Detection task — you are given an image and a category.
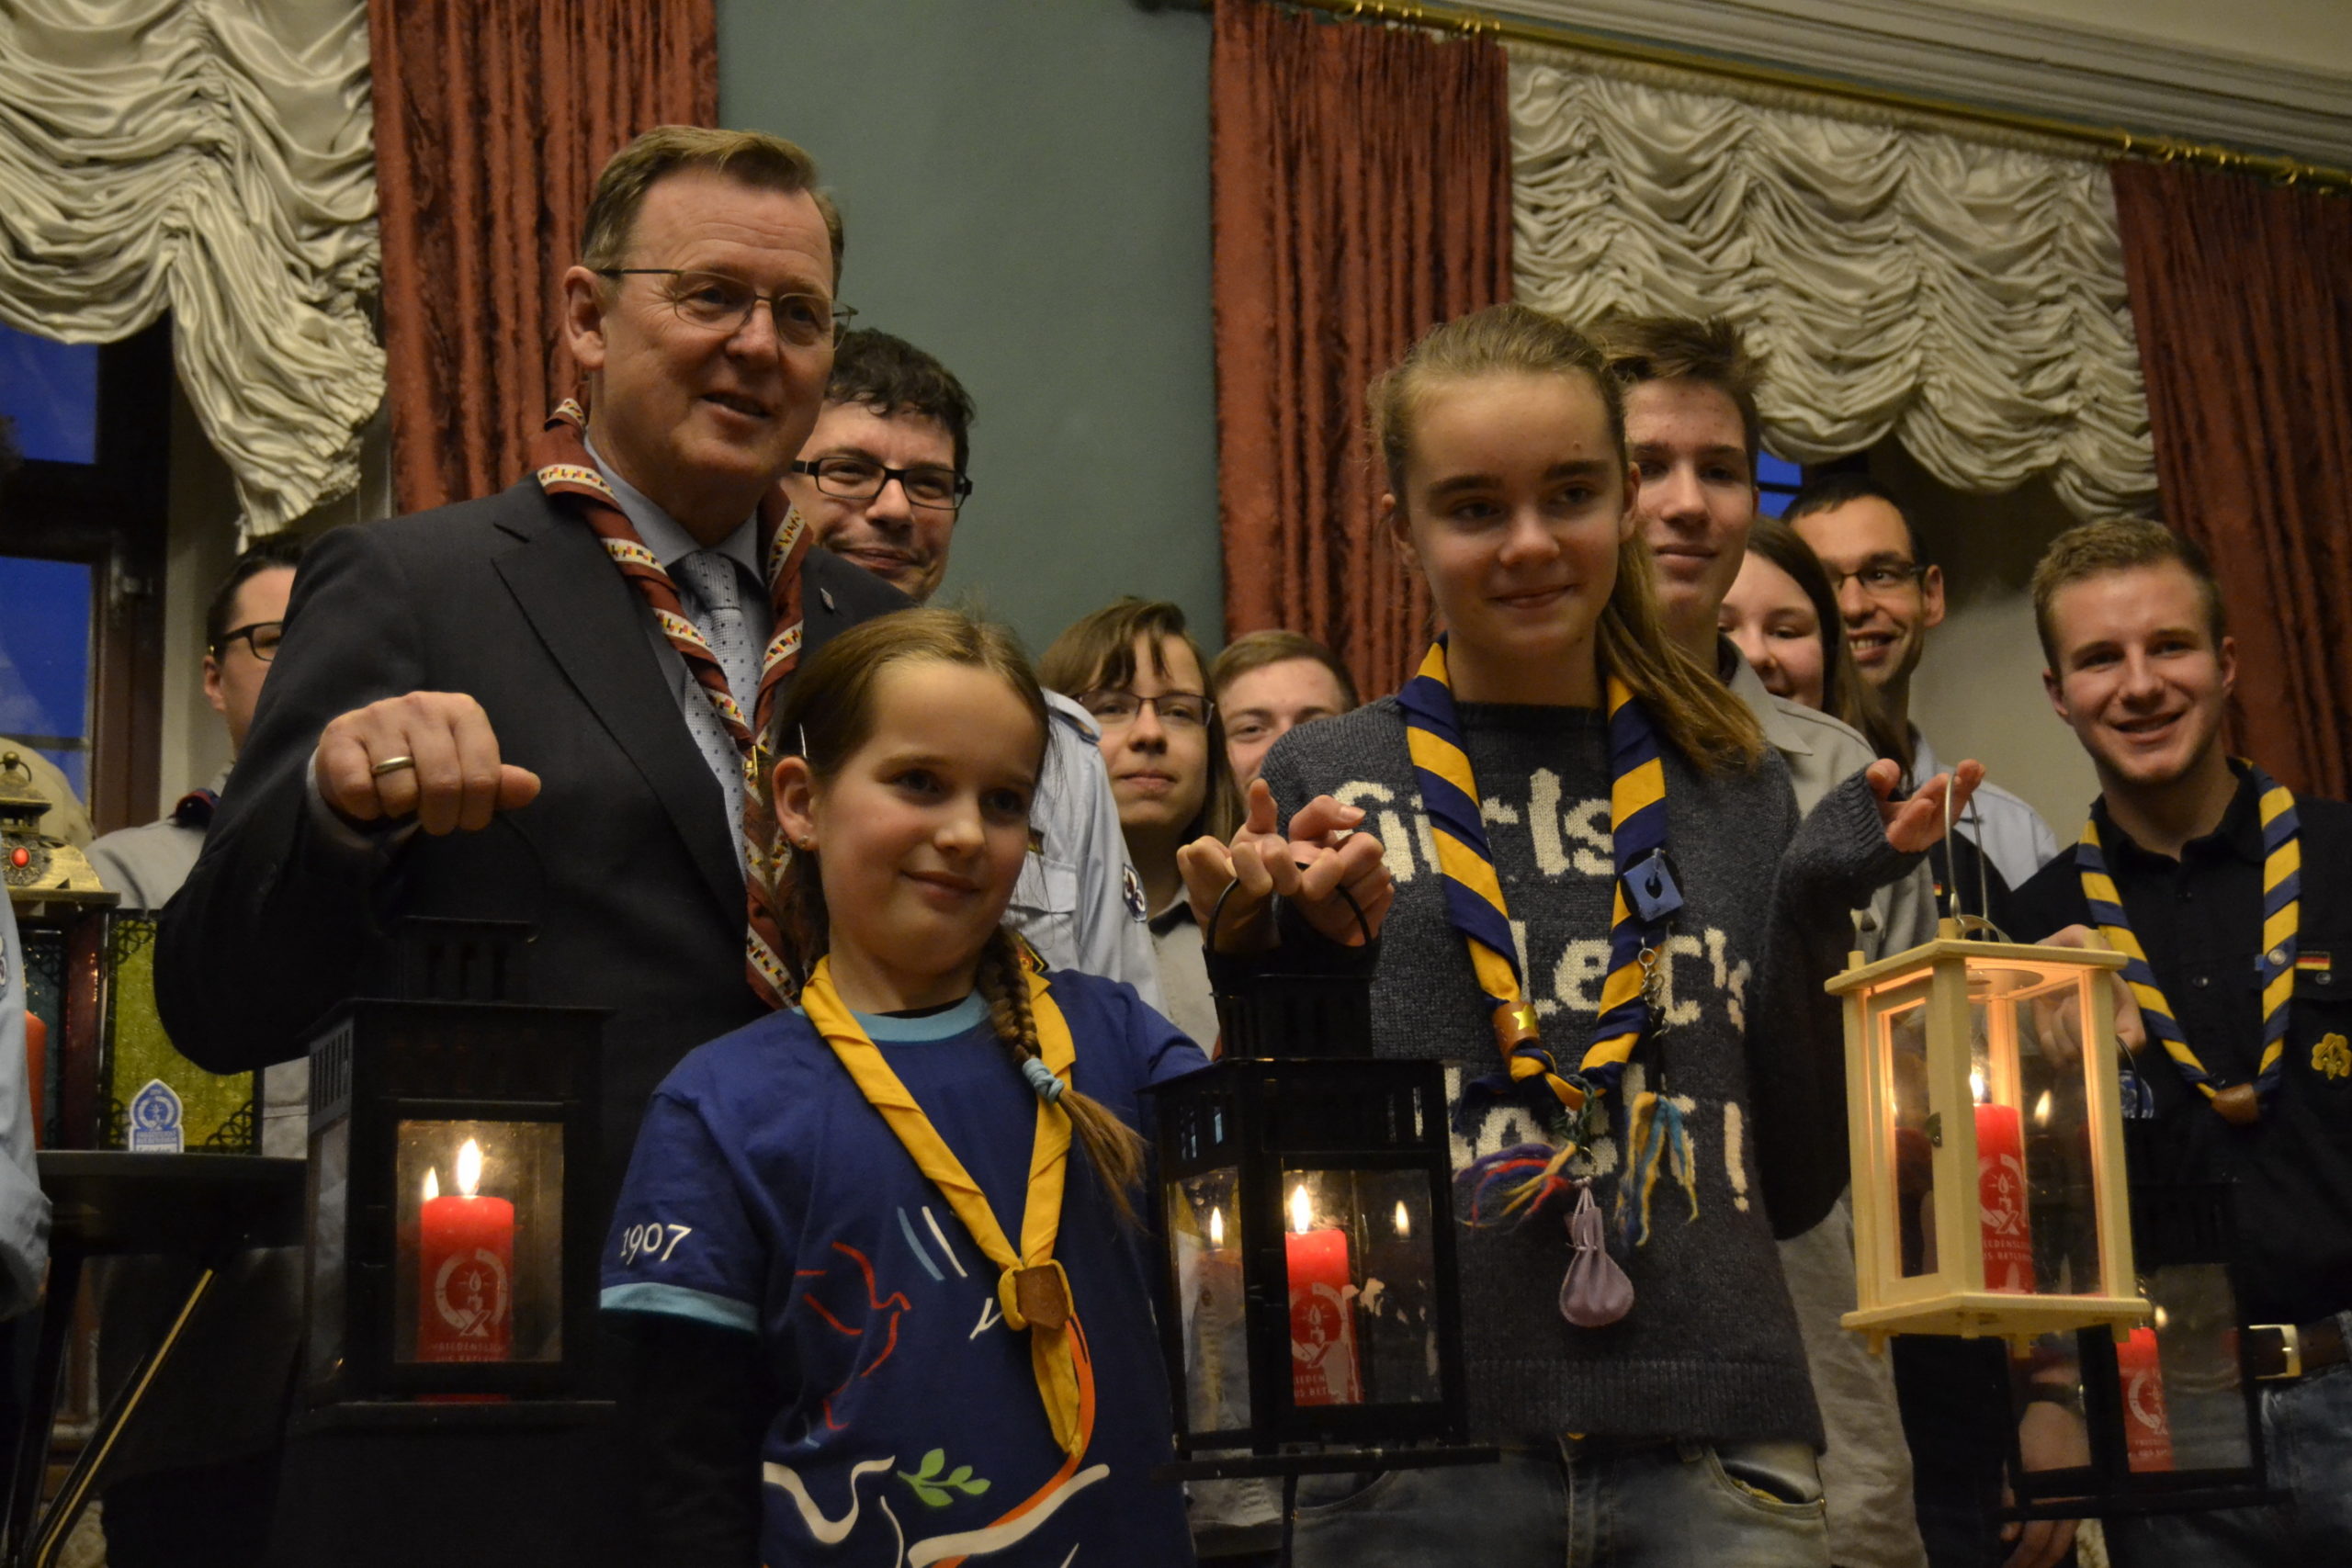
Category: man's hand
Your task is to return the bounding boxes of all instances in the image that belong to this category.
[2038,923,2148,1055]
[1868,757,1987,856]
[316,693,541,836]
[1178,779,1393,952]
[2000,1398,2090,1568]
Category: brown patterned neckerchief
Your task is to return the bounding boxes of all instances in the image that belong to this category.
[528,398,808,1009]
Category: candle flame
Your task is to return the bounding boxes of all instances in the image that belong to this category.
[2032,1090,2052,1127]
[2154,1304,2170,1330]
[1289,1183,1312,1235]
[1393,1201,1411,1239]
[1970,1069,1988,1105]
[1208,1207,1226,1247]
[423,1167,439,1203]
[457,1138,484,1199]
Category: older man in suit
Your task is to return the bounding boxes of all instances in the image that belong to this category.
[157,128,906,1212]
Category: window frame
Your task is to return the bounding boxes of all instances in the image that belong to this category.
[0,320,171,833]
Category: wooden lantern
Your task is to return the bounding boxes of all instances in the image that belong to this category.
[1830,919,2146,1349]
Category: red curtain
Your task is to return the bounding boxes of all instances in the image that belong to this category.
[1211,0,1511,699]
[2111,162,2352,798]
[369,0,718,515]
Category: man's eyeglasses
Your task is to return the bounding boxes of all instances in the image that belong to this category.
[1079,690,1213,731]
[594,268,855,347]
[1826,560,1926,597]
[214,621,284,662]
[791,455,973,514]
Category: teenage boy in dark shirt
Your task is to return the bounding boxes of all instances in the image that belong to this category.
[2010,518,2352,1568]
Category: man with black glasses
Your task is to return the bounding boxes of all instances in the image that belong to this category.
[788,329,1161,1006]
[90,534,301,915]
[158,129,907,1226]
[1790,474,2058,893]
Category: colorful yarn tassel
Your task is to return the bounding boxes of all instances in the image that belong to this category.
[1618,1091,1700,1247]
[1457,1142,1582,1227]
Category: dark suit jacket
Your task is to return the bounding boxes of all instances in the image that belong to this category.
[156,479,908,1204]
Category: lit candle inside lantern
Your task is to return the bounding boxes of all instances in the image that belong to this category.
[418,1137,514,1362]
[1284,1182,1361,1405]
[1393,1201,1410,1239]
[1180,1199,1247,1432]
[2116,1325,2175,1472]
[1973,1072,2036,1293]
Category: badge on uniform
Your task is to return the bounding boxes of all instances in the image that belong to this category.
[1621,849,1683,925]
[1122,864,1148,923]
[128,1078,185,1154]
[2313,1033,2351,1081]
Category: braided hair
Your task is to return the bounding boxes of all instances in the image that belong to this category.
[768,606,1148,1224]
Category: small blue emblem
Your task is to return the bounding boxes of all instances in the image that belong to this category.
[128,1078,185,1154]
[1622,849,1683,925]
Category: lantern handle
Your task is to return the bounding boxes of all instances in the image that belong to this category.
[1938,766,1996,930]
[1204,861,1374,954]
[364,811,551,977]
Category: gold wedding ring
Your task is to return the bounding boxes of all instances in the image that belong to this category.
[369,755,418,778]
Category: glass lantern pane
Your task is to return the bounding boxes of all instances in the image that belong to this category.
[306,1116,351,1388]
[1282,1168,1441,1409]
[2013,1334,2093,1483]
[1869,982,1939,1280]
[1971,965,2103,1298]
[2132,1264,2252,1473]
[393,1119,564,1365]
[1167,1167,1250,1435]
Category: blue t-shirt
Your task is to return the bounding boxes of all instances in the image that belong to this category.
[603,970,1207,1566]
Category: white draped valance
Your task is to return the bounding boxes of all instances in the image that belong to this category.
[1510,47,2158,520]
[0,0,381,533]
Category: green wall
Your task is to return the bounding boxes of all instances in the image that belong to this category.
[718,0,1223,654]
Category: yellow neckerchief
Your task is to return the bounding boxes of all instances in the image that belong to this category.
[798,956,1085,1456]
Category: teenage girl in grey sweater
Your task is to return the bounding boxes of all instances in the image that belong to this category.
[1179,305,1978,1568]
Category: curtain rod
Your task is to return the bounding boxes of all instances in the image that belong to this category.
[1285,0,2352,195]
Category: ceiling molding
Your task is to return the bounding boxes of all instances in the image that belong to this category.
[1502,0,2352,167]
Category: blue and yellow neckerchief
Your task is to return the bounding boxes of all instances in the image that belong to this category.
[1398,637,1680,1222]
[2076,763,2300,1127]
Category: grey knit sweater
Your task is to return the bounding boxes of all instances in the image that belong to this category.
[1250,697,1914,1448]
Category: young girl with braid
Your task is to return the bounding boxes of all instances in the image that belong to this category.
[603,608,1204,1566]
[1179,304,1980,1568]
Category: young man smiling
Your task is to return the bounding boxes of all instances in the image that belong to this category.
[1788,474,2059,893]
[1605,315,1938,1568]
[2010,520,2352,1568]
[788,330,1161,1009]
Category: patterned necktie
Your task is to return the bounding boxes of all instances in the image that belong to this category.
[529,399,807,1010]
[671,549,761,829]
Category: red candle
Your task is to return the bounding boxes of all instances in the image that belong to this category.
[1974,1095,2036,1294]
[418,1138,514,1362]
[1284,1183,1362,1406]
[2116,1327,2175,1472]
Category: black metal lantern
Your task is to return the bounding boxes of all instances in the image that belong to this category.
[1155,890,1475,1472]
[303,919,604,1403]
[2003,1178,2276,1520]
[1159,1054,1469,1458]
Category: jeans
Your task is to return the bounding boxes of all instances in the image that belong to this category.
[2108,1359,2352,1568]
[1290,1437,1829,1568]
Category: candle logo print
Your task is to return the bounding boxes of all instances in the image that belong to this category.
[434,1248,510,1341]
